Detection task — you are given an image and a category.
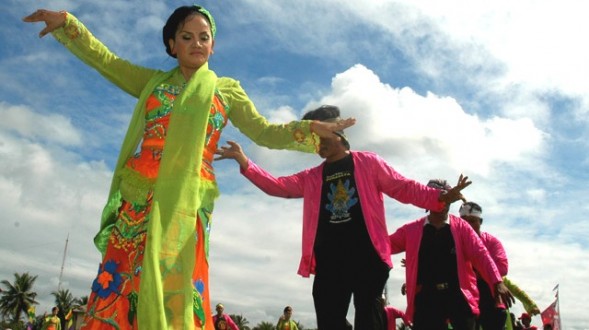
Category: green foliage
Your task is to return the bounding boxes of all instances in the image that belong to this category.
[0,272,39,323]
[230,313,251,330]
[252,320,275,330]
[51,288,76,313]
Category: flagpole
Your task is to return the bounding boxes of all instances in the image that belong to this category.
[554,284,561,330]
[556,286,561,330]
[57,233,69,291]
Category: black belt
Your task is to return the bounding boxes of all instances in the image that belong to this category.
[416,282,450,293]
[434,282,449,290]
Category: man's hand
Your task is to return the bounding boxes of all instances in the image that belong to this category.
[438,174,471,205]
[495,281,515,308]
[215,141,249,169]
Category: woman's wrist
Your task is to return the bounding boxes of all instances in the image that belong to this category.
[309,120,320,133]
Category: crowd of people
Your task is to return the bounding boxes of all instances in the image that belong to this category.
[22,3,549,330]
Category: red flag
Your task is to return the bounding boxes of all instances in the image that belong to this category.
[541,299,560,330]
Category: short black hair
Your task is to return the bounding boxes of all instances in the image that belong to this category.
[302,105,341,121]
[302,105,350,150]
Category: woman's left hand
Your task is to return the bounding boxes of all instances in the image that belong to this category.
[311,117,356,140]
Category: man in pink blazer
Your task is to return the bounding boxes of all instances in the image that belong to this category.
[218,105,471,330]
[389,180,514,330]
[460,201,509,330]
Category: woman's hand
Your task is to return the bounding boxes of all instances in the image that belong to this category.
[23,9,67,38]
[310,117,356,140]
[215,141,249,170]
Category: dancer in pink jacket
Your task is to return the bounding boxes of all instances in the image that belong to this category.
[460,201,509,330]
[389,180,514,330]
[218,105,471,330]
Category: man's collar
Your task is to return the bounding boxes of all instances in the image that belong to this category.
[424,216,450,227]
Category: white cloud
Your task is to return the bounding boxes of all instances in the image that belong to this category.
[0,103,83,146]
[303,64,547,179]
[0,102,111,311]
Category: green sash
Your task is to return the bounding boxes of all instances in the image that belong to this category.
[97,63,217,329]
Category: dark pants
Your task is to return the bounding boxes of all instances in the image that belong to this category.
[477,307,507,330]
[412,285,475,330]
[477,278,507,330]
[312,259,389,330]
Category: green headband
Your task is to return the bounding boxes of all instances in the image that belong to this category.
[195,5,216,38]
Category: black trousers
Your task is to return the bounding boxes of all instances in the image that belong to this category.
[476,278,507,330]
[312,259,389,330]
[412,286,475,330]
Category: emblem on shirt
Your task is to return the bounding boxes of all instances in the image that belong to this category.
[325,179,358,223]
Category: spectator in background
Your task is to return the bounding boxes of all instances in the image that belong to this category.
[276,306,299,330]
[510,312,521,330]
[42,307,61,330]
[213,303,239,330]
[518,313,538,330]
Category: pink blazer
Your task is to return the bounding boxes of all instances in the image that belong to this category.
[388,215,502,321]
[480,232,508,276]
[241,151,445,277]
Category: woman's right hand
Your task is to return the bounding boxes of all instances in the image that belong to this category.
[23,9,67,38]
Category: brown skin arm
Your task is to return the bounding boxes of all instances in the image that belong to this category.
[22,9,67,38]
[438,174,472,205]
[216,141,249,170]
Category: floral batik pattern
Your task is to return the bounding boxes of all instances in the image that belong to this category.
[81,83,228,329]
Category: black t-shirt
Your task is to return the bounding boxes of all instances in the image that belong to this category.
[417,222,460,288]
[313,154,377,269]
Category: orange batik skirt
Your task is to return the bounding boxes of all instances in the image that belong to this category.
[81,193,213,329]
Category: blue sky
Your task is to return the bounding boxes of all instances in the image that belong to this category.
[1,0,588,328]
